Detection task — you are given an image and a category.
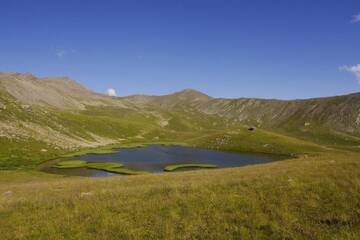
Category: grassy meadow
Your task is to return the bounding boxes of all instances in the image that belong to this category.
[0,152,359,239]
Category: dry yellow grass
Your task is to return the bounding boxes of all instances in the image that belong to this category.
[0,151,359,239]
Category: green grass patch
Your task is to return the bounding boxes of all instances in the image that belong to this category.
[86,162,124,169]
[164,163,217,171]
[87,162,147,175]
[53,160,88,169]
[102,167,149,175]
[52,160,147,175]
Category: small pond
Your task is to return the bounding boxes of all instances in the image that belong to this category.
[39,144,286,177]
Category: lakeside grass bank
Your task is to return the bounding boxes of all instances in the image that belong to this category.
[164,163,217,171]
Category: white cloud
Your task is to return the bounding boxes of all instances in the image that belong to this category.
[340,64,360,84]
[106,88,117,97]
[56,49,67,58]
[352,13,360,23]
[55,49,77,59]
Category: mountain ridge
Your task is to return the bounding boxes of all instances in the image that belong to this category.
[0,72,128,110]
[1,72,360,132]
[2,72,359,102]
[0,72,359,150]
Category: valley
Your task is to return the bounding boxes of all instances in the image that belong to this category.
[0,72,359,239]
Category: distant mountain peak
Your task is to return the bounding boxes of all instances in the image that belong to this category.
[178,88,205,94]
[0,72,126,109]
[180,88,200,92]
[174,88,211,99]
[0,72,37,81]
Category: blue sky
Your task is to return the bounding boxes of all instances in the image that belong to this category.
[0,0,359,99]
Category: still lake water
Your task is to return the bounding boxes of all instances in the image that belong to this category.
[39,145,284,177]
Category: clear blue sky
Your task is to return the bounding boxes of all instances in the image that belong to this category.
[0,0,359,99]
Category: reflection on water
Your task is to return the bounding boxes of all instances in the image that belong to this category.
[39,145,284,177]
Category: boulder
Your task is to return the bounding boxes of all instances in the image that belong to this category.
[21,104,32,111]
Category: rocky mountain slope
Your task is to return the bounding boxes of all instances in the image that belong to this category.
[126,89,360,134]
[1,72,360,135]
[0,72,128,110]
